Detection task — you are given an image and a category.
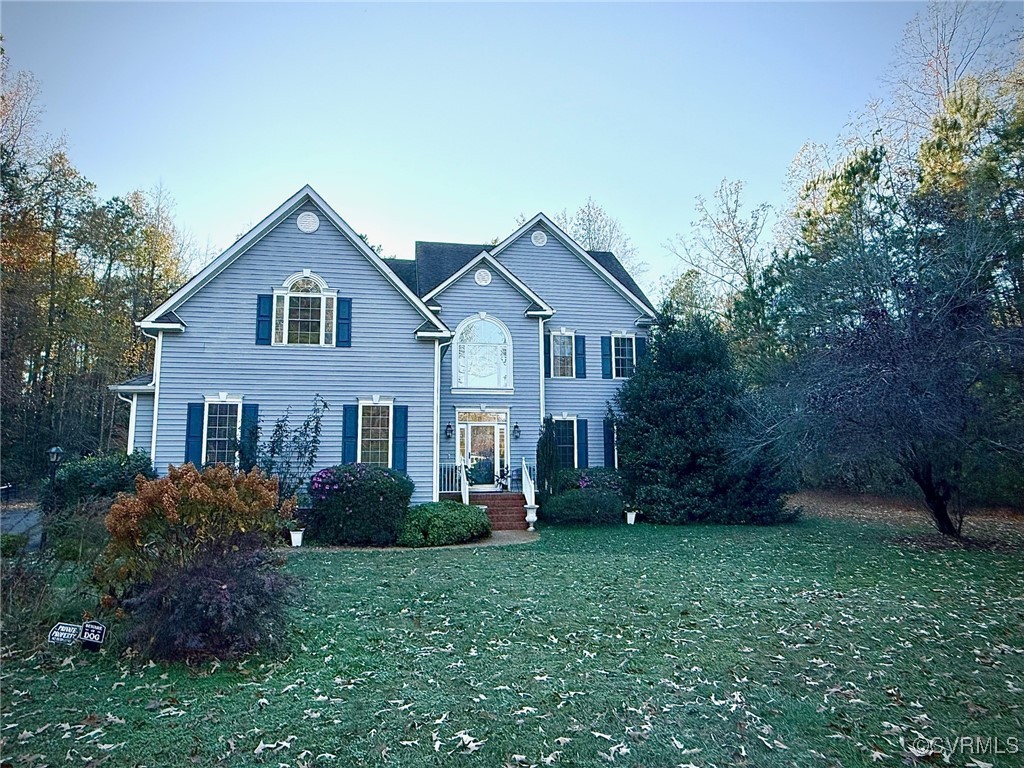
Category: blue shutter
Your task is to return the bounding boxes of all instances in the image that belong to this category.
[636,335,648,364]
[392,405,408,472]
[256,295,273,345]
[603,417,616,468]
[576,419,589,468]
[575,335,587,378]
[336,298,352,348]
[342,404,358,463]
[240,403,259,471]
[544,333,551,378]
[601,336,612,379]
[185,403,204,466]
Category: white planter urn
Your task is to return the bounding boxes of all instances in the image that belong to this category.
[625,511,637,525]
[289,529,305,547]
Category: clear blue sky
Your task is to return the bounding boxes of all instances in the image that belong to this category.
[6,2,942,291]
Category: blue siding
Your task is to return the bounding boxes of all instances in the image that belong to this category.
[496,225,647,467]
[153,202,437,502]
[433,267,542,474]
[133,394,154,455]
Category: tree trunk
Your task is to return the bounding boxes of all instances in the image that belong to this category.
[905,457,961,538]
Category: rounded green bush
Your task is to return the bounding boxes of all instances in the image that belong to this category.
[539,488,624,525]
[397,501,491,548]
[306,464,414,546]
[52,450,155,508]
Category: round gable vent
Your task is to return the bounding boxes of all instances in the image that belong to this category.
[474,268,492,286]
[531,230,548,247]
[297,212,320,233]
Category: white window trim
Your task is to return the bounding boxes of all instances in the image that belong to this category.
[453,407,511,474]
[272,270,338,347]
[613,423,619,469]
[550,329,576,379]
[611,333,636,380]
[357,398,394,468]
[201,394,243,467]
[451,312,514,392]
[551,414,578,469]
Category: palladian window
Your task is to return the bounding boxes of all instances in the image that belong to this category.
[453,314,513,391]
[273,272,336,346]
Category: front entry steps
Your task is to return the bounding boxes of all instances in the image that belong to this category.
[440,492,529,531]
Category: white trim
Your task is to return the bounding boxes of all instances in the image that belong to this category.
[200,395,243,467]
[538,317,546,421]
[137,321,185,332]
[356,399,394,468]
[422,250,555,315]
[549,329,576,379]
[453,407,511,486]
[126,394,138,455]
[490,213,657,318]
[451,314,514,392]
[432,340,443,502]
[141,185,450,336]
[611,333,636,379]
[149,331,163,466]
[551,415,578,469]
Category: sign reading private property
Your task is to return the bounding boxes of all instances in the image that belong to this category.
[80,620,106,651]
[48,622,82,645]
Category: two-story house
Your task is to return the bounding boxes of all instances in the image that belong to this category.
[112,186,656,529]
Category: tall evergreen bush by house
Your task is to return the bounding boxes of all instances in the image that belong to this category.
[535,416,560,506]
[613,311,792,524]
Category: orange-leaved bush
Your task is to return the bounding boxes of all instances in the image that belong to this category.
[96,463,293,595]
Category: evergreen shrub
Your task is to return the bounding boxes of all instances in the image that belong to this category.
[397,501,491,548]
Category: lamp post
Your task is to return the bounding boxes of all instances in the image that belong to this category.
[47,446,64,514]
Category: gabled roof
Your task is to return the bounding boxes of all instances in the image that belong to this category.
[108,372,154,393]
[490,213,657,318]
[587,251,652,313]
[139,310,186,332]
[421,250,555,316]
[141,185,450,337]
[413,242,493,295]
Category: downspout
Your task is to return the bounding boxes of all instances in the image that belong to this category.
[538,317,547,421]
[142,329,163,471]
[434,337,453,502]
[115,392,138,455]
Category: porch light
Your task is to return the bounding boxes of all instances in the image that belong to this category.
[47,446,64,465]
[512,422,521,439]
[445,422,454,439]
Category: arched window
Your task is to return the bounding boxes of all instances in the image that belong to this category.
[273,272,337,346]
[453,314,513,390]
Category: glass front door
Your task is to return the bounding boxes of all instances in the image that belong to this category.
[457,411,509,490]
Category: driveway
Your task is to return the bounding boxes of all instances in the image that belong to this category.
[0,504,42,551]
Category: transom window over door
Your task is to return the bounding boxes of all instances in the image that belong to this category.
[273,272,336,346]
[453,314,513,391]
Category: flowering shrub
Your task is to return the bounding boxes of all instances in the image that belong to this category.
[306,464,414,546]
[95,464,292,596]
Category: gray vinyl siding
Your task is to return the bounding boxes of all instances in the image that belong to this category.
[153,201,436,502]
[496,225,648,467]
[133,394,154,455]
[434,269,542,474]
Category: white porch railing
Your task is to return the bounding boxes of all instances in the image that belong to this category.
[439,463,460,494]
[521,457,536,507]
[460,463,470,505]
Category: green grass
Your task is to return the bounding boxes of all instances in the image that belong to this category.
[3,511,1023,767]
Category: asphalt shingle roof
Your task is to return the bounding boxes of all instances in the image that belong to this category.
[413,242,491,295]
[115,372,154,388]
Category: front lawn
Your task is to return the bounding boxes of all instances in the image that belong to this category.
[3,501,1023,767]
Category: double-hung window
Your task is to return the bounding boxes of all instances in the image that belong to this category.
[202,398,241,466]
[552,418,577,469]
[612,334,636,379]
[358,401,393,467]
[273,272,336,346]
[550,332,575,378]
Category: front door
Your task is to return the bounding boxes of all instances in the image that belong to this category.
[457,411,509,490]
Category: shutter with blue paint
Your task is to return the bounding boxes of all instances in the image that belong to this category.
[336,298,352,348]
[392,405,408,472]
[601,336,612,379]
[256,295,272,345]
[185,403,204,466]
[240,403,259,470]
[576,419,589,468]
[342,404,358,463]
[575,335,587,378]
[636,335,648,364]
[544,333,551,378]
[603,417,616,467]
